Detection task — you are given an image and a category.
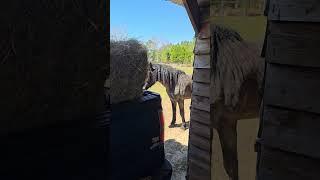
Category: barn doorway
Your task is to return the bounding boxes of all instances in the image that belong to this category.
[209,1,267,179]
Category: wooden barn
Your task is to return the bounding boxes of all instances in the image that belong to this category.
[172,0,320,179]
[256,0,320,179]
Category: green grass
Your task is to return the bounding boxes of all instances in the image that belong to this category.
[170,64,193,75]
[210,16,267,43]
[148,65,193,101]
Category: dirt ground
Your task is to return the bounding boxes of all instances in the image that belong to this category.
[162,98,191,180]
[149,82,191,180]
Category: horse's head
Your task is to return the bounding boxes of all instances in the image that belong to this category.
[143,62,157,90]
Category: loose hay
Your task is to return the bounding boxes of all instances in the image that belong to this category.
[110,39,149,104]
[0,1,107,135]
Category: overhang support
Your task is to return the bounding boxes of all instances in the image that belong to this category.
[182,0,201,34]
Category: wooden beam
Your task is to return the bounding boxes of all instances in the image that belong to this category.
[183,0,201,34]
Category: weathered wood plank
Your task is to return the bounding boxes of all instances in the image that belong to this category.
[264,63,320,114]
[189,154,211,172]
[183,0,201,34]
[190,120,211,139]
[191,95,210,112]
[193,55,210,69]
[266,34,320,67]
[266,22,320,67]
[192,82,210,97]
[197,0,210,8]
[194,38,210,55]
[190,107,210,125]
[260,106,320,159]
[189,132,211,151]
[188,144,211,164]
[188,162,210,180]
[188,157,211,180]
[269,22,320,38]
[257,147,320,180]
[193,68,210,83]
[200,6,210,23]
[268,0,320,22]
[198,22,210,39]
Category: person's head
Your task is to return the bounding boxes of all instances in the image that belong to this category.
[143,62,157,90]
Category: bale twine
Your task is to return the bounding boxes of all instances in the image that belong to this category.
[110,39,149,104]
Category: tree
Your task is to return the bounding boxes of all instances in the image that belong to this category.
[145,39,159,62]
[145,38,195,64]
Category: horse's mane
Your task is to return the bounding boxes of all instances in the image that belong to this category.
[153,63,192,96]
[210,24,265,107]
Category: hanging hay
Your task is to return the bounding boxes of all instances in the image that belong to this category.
[110,39,149,104]
[0,1,107,135]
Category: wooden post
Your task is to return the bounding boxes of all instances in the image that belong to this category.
[183,0,201,34]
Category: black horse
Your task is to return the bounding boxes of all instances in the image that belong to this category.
[210,24,265,180]
[144,63,192,130]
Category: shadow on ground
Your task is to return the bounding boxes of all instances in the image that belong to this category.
[168,122,190,129]
[164,139,188,180]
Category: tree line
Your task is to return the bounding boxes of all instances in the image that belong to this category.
[145,38,195,65]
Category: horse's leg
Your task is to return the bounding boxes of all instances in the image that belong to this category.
[217,119,238,180]
[178,99,187,130]
[168,99,177,128]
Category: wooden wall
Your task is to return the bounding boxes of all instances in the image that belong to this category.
[256,0,320,179]
[187,2,212,179]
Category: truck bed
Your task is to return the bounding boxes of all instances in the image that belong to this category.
[110,91,165,180]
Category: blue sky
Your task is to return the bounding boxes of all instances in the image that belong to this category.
[110,0,195,44]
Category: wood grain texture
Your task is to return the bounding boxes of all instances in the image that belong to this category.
[198,22,210,39]
[191,95,210,112]
[188,144,211,164]
[268,0,320,22]
[200,6,210,23]
[192,82,210,97]
[194,55,210,69]
[189,132,211,151]
[268,22,320,38]
[190,120,211,139]
[264,63,320,114]
[257,147,320,180]
[197,0,210,8]
[193,68,210,83]
[266,22,320,67]
[261,106,320,159]
[188,159,211,180]
[188,157,211,175]
[194,38,210,55]
[190,107,210,125]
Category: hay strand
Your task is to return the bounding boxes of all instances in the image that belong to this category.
[110,39,149,104]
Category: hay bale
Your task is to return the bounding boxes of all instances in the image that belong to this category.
[0,1,107,135]
[110,39,149,104]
